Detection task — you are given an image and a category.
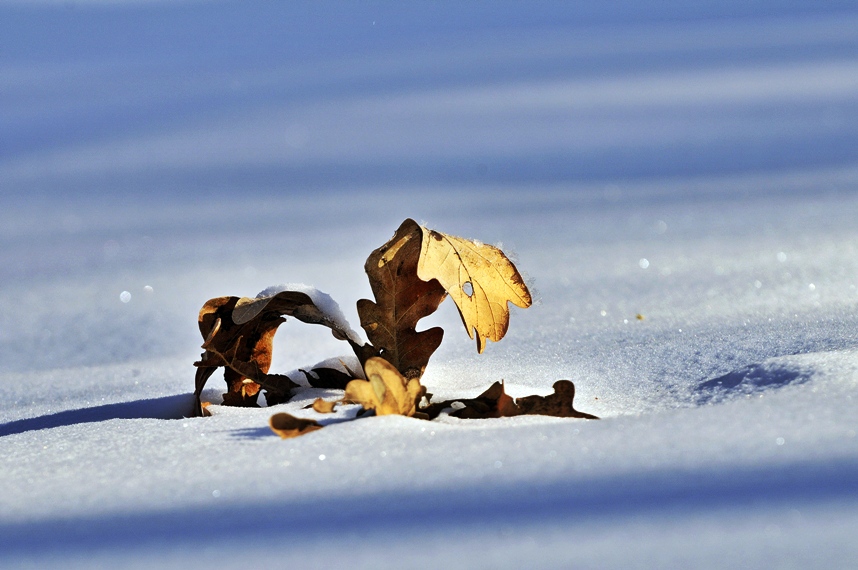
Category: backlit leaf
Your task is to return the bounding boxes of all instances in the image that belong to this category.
[416,224,531,353]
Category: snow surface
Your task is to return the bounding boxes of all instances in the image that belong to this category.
[2,2,858,568]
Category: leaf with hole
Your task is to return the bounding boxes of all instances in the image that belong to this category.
[417,224,532,353]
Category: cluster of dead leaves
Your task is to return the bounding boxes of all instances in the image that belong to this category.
[192,218,598,436]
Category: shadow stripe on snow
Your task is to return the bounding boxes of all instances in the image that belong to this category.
[0,455,856,558]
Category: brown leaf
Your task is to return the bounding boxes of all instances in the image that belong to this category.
[311,398,337,413]
[262,374,301,407]
[516,380,599,419]
[222,378,262,407]
[449,380,522,419]
[192,292,317,416]
[357,219,447,379]
[344,357,426,416]
[232,289,362,344]
[268,413,323,438]
[416,225,532,353]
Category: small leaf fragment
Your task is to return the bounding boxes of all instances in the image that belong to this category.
[269,413,323,439]
[344,357,426,416]
[312,398,338,414]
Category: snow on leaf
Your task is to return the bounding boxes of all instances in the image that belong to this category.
[193,290,352,416]
[234,286,362,345]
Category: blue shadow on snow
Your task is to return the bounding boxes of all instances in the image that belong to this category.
[0,394,191,437]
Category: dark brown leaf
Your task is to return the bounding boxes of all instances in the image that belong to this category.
[357,219,447,379]
[426,380,598,420]
[263,374,301,406]
[450,380,522,419]
[515,380,599,419]
[192,291,322,416]
[301,367,355,390]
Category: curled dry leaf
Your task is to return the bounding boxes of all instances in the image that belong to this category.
[344,357,426,417]
[193,295,298,416]
[269,413,323,439]
[417,223,532,353]
[232,287,363,345]
[193,289,363,416]
[357,219,447,379]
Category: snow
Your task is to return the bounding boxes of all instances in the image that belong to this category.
[2,2,858,568]
[255,283,364,345]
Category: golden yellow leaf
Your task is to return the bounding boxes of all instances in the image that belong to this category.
[311,398,337,414]
[343,356,426,416]
[416,225,532,353]
[268,413,323,438]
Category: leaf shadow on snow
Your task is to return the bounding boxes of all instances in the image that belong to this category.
[0,395,191,437]
[695,360,812,406]
[228,414,363,440]
[229,427,278,439]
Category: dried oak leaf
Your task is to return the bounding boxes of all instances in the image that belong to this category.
[269,413,323,438]
[193,290,349,416]
[417,224,532,353]
[516,380,599,419]
[357,219,447,379]
[232,287,363,344]
[344,356,426,417]
[432,380,598,420]
[449,381,521,419]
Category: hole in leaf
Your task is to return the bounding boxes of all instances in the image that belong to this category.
[463,281,474,297]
